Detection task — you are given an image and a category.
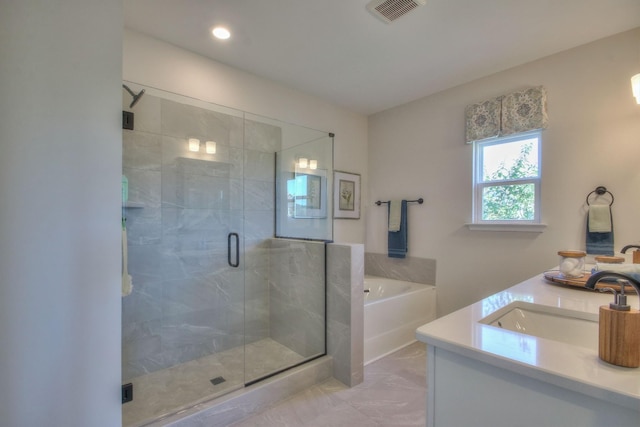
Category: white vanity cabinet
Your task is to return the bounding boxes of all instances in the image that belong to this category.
[416,274,640,427]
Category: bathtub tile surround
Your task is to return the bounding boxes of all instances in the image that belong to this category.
[365,252,436,285]
[327,243,365,387]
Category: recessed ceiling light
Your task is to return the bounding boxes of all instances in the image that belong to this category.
[212,26,231,40]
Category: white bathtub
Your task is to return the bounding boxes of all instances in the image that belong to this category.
[364,275,436,365]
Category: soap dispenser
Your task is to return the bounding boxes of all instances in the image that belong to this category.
[598,283,640,368]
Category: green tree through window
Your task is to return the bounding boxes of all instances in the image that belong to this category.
[482,142,537,220]
[473,131,541,224]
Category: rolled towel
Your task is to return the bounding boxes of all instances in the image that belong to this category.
[592,263,640,282]
[388,200,402,232]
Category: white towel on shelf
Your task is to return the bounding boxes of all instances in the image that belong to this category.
[588,204,612,233]
[593,263,640,276]
[388,200,402,232]
[122,226,133,297]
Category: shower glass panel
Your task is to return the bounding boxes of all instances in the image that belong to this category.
[121,83,331,426]
[275,129,334,241]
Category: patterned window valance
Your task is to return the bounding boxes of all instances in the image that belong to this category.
[465,86,548,143]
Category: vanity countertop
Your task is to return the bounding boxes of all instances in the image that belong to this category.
[416,269,640,411]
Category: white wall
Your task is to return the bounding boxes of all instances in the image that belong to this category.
[368,28,640,316]
[0,2,123,426]
[123,29,369,243]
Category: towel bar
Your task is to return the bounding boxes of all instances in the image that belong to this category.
[375,198,423,206]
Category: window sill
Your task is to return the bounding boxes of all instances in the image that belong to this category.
[465,223,547,233]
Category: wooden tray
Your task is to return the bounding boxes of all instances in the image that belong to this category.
[543,271,637,293]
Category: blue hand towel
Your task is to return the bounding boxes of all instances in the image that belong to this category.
[388,200,408,258]
[586,205,614,256]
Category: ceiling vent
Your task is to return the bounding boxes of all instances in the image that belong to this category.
[366,0,426,23]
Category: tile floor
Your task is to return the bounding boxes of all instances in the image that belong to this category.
[230,341,427,427]
[124,338,309,426]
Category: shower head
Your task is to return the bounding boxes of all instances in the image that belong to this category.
[122,84,145,109]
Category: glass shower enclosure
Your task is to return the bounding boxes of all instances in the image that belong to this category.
[121,83,333,426]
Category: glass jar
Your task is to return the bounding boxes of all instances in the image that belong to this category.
[558,250,586,278]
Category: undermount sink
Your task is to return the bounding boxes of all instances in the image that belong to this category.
[479,301,599,349]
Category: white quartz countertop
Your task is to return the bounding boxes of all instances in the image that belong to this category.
[416,269,640,411]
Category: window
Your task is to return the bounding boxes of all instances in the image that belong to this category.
[473,131,541,225]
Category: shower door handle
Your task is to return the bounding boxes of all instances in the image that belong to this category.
[228,232,239,268]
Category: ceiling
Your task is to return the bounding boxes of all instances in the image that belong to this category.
[124,0,640,115]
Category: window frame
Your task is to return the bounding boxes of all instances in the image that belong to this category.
[472,131,542,225]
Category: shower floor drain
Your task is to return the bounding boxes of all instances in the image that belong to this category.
[210,376,226,386]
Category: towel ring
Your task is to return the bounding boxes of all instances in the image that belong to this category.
[586,186,614,206]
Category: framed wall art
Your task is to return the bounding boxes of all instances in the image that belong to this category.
[333,170,360,219]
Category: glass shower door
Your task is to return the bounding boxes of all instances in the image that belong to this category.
[121,88,248,425]
[122,83,332,427]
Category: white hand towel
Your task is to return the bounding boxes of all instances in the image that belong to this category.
[122,227,133,297]
[388,200,402,232]
[588,204,612,233]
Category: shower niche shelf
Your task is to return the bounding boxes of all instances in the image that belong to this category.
[124,201,145,209]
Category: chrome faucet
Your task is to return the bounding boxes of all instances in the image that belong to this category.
[585,271,640,309]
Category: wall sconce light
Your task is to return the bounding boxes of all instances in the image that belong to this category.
[188,138,200,152]
[632,74,640,104]
[205,141,217,154]
[298,157,308,168]
[309,159,318,170]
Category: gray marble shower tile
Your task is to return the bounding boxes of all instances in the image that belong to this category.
[244,149,275,181]
[244,119,282,153]
[244,211,275,245]
[124,339,309,427]
[122,279,163,325]
[327,245,352,286]
[162,136,233,178]
[162,208,231,240]
[244,243,270,269]
[169,147,230,171]
[158,244,229,282]
[162,275,234,318]
[123,92,161,134]
[162,170,231,210]
[159,307,242,355]
[125,207,162,245]
[244,179,274,211]
[123,130,162,171]
[229,116,244,148]
[230,178,244,211]
[127,244,165,284]
[364,253,436,285]
[229,147,244,179]
[124,167,161,208]
[161,98,238,144]
[122,319,163,378]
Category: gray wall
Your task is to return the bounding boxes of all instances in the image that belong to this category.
[368,28,640,316]
[0,1,123,426]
